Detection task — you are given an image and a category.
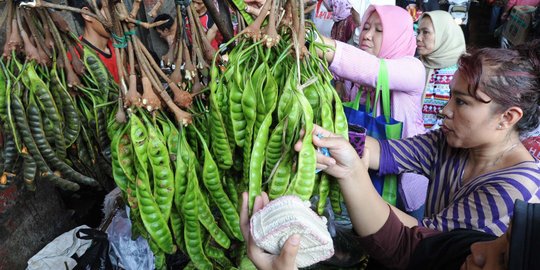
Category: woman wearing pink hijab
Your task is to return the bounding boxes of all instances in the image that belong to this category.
[319,4,428,224]
[321,5,425,138]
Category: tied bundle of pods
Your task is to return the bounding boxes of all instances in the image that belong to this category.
[209,0,348,217]
[0,2,118,191]
[105,0,349,267]
[108,105,246,269]
[98,0,244,269]
[128,0,349,267]
[18,0,197,125]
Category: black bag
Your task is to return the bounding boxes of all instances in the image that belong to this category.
[73,228,113,270]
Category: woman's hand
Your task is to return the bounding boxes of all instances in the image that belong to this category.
[240,192,301,270]
[295,125,368,180]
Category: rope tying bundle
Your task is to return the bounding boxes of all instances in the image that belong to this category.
[112,30,136,49]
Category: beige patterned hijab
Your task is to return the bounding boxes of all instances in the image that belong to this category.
[419,10,466,70]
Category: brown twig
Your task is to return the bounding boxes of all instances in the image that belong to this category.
[125,17,168,29]
[238,0,273,41]
[57,52,65,69]
[113,23,127,124]
[263,0,280,48]
[132,33,192,124]
[135,37,193,100]
[46,10,80,87]
[68,44,85,75]
[186,5,208,69]
[23,9,51,64]
[169,5,184,86]
[114,1,130,21]
[17,9,40,62]
[148,0,164,18]
[115,94,127,123]
[96,0,113,29]
[48,10,72,34]
[136,37,194,109]
[182,39,197,82]
[110,8,128,102]
[0,1,9,30]
[130,0,142,18]
[290,0,299,37]
[123,24,141,109]
[288,24,302,89]
[6,19,23,56]
[2,0,15,58]
[118,20,141,108]
[125,73,142,108]
[280,0,293,27]
[37,10,55,51]
[140,69,162,112]
[298,0,307,57]
[190,3,217,64]
[237,9,246,32]
[132,36,162,112]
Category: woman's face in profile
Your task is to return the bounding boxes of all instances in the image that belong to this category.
[462,228,510,270]
[359,12,383,57]
[440,72,501,149]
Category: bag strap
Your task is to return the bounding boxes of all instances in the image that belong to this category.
[73,228,111,270]
[349,86,363,110]
[372,59,391,123]
[344,85,371,112]
[364,86,371,112]
[380,60,391,123]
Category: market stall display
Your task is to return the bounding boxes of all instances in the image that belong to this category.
[0,0,348,268]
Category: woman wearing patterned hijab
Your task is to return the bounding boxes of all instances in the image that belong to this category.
[327,0,356,42]
[417,10,466,130]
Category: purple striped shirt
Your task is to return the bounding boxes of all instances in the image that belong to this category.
[379,130,540,236]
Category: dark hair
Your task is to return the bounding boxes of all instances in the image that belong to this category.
[67,0,102,27]
[153,14,174,31]
[457,40,540,133]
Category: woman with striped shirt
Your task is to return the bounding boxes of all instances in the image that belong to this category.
[313,44,540,237]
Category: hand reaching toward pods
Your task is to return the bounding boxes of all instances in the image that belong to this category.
[294,125,369,180]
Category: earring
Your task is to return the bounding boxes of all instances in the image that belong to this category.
[497,124,502,129]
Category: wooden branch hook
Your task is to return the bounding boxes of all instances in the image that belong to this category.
[19,0,112,29]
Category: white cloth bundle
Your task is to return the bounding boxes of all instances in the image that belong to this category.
[250,195,334,268]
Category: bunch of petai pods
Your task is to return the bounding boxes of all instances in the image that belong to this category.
[107,20,348,270]
[0,0,350,269]
[0,6,117,191]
